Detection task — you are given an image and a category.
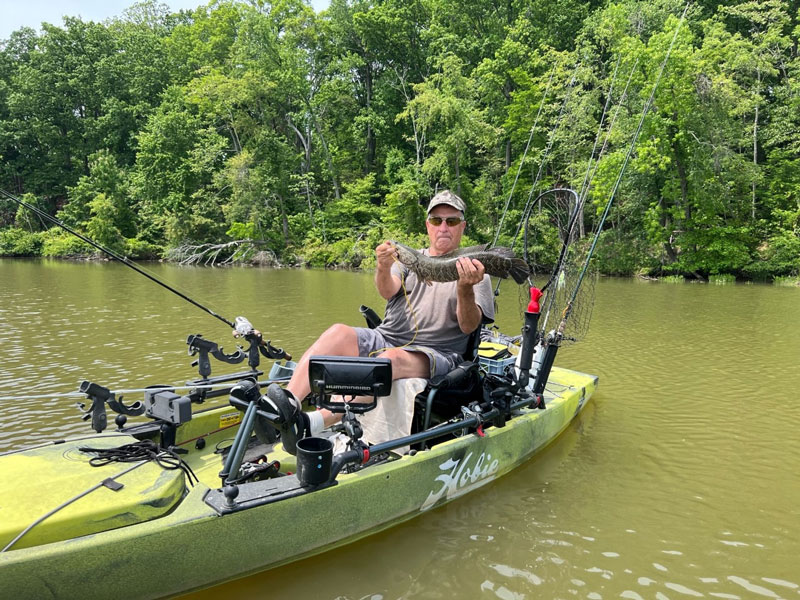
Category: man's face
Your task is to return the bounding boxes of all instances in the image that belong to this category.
[426,205,466,256]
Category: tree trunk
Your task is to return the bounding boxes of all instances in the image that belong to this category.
[277,193,289,247]
[454,147,462,197]
[313,118,340,200]
[364,63,375,173]
[752,68,760,221]
[670,122,690,222]
[303,99,340,200]
[287,118,314,227]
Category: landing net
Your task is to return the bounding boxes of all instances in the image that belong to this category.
[516,189,596,346]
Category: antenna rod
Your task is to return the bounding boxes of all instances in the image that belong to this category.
[0,188,236,329]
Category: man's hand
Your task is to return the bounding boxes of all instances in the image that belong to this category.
[455,257,485,333]
[455,257,485,287]
[375,241,397,271]
[375,241,401,300]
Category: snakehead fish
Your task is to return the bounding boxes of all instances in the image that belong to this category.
[391,241,530,284]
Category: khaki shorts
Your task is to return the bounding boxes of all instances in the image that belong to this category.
[355,327,462,379]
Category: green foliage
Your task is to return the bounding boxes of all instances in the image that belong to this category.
[743,230,800,280]
[41,231,94,257]
[673,225,755,276]
[0,228,44,256]
[773,276,800,287]
[0,0,799,283]
[86,194,125,254]
[62,151,134,236]
[323,173,380,237]
[593,230,659,277]
[226,222,257,240]
[13,194,53,232]
[382,151,428,231]
[123,237,161,260]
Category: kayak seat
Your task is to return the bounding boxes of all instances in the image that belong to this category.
[411,328,484,434]
[358,305,484,435]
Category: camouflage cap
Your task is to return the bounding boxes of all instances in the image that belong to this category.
[426,190,466,215]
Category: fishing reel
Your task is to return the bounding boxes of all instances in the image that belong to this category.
[233,316,293,364]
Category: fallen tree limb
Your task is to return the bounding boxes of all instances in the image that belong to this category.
[166,240,277,267]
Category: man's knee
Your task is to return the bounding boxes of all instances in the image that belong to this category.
[320,323,356,341]
[315,323,358,353]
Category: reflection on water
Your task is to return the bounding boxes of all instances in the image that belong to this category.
[1,261,799,599]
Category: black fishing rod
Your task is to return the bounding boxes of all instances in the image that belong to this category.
[535,59,638,334]
[0,188,237,330]
[508,62,583,253]
[491,63,557,248]
[563,1,691,326]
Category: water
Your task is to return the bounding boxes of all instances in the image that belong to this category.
[1,259,799,599]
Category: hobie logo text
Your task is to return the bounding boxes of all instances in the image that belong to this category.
[421,451,499,511]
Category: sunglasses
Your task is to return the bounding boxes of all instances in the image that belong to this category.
[427,216,464,227]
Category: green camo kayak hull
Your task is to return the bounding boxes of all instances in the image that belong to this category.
[0,367,597,599]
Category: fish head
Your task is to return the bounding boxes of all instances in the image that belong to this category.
[391,241,419,268]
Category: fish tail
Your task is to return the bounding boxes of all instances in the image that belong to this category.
[508,258,530,284]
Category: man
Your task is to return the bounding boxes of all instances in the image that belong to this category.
[263,190,495,450]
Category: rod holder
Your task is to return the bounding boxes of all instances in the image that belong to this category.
[517,310,540,389]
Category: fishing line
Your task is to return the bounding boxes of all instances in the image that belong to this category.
[563,1,691,326]
[368,257,423,361]
[0,380,285,402]
[577,55,623,201]
[0,188,237,329]
[577,56,639,205]
[492,61,582,297]
[491,64,557,248]
[537,59,639,334]
[509,62,583,254]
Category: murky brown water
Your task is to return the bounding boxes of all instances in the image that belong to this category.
[2,259,799,599]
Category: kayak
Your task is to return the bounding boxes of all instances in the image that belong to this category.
[0,334,597,600]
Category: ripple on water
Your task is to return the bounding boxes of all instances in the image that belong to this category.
[4,266,800,600]
[727,576,783,598]
[664,581,704,597]
[488,563,543,586]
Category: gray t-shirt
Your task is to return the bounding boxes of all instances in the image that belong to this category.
[375,249,495,356]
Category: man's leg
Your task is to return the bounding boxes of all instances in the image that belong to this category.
[285,323,359,402]
[313,348,431,428]
[273,328,433,438]
[378,347,431,379]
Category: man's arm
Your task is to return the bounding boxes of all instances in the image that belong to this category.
[455,257,486,333]
[375,241,401,300]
